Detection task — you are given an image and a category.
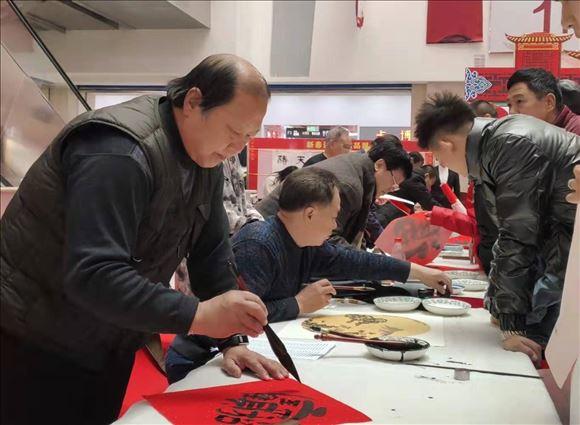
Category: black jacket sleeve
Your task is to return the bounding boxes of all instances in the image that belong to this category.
[485,135,547,332]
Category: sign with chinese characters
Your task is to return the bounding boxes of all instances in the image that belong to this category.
[248,138,431,196]
[144,379,371,425]
[284,125,356,139]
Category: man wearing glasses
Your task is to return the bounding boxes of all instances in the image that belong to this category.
[257,142,411,247]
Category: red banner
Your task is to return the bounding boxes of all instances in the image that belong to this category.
[145,379,371,425]
[427,0,483,44]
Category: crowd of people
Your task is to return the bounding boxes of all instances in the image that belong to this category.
[1,50,578,424]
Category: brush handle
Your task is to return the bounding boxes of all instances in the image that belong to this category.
[315,333,422,350]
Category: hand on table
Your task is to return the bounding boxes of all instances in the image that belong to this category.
[502,335,542,367]
[295,279,337,314]
[566,164,580,204]
[190,290,268,338]
[409,263,451,294]
[222,345,289,380]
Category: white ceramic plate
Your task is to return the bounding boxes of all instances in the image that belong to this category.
[446,271,488,281]
[422,298,471,316]
[373,296,421,312]
[366,336,430,362]
[452,278,488,292]
[452,284,465,295]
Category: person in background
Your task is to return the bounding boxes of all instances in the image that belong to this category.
[363,134,404,246]
[507,68,580,135]
[223,155,263,235]
[302,126,352,167]
[430,162,461,209]
[262,165,298,197]
[415,91,579,364]
[0,54,288,425]
[559,79,580,115]
[409,151,425,170]
[470,99,499,118]
[174,154,264,295]
[422,165,438,191]
[374,144,440,228]
[257,142,410,247]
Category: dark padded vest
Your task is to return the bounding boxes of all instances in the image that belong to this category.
[0,95,222,370]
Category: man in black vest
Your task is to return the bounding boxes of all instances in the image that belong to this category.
[0,54,287,425]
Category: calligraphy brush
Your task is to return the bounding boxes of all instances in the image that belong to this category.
[314,333,427,351]
[227,261,301,382]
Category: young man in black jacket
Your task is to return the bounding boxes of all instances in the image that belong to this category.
[415,92,579,364]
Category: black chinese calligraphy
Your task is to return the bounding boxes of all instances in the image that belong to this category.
[215,391,327,424]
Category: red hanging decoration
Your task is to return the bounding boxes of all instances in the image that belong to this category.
[355,0,364,28]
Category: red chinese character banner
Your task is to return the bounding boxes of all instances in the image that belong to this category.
[144,379,371,425]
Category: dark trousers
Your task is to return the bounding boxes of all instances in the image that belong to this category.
[1,332,135,425]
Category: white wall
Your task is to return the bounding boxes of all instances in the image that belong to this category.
[35,0,525,86]
[263,92,411,127]
[306,0,512,83]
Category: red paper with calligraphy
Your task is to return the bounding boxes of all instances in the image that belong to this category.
[374,213,451,265]
[144,379,371,425]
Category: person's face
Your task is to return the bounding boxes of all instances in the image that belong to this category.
[300,187,341,246]
[507,82,557,123]
[177,88,267,168]
[374,159,406,196]
[430,127,470,177]
[561,0,580,38]
[328,135,352,157]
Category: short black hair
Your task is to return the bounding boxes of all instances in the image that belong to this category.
[414,92,476,149]
[507,68,563,111]
[409,151,424,166]
[559,79,580,115]
[368,142,413,179]
[372,134,403,149]
[276,165,298,183]
[279,168,339,212]
[470,100,498,118]
[166,54,270,111]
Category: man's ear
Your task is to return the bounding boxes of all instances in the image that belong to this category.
[182,87,203,115]
[304,206,315,222]
[438,136,456,154]
[374,158,386,172]
[544,93,557,113]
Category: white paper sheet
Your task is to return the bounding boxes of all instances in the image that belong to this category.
[248,337,335,360]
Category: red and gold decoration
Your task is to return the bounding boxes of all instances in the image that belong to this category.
[465,32,580,102]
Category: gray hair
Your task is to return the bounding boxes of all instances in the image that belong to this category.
[325,126,350,144]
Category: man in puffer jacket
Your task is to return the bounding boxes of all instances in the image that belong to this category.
[414,92,579,365]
